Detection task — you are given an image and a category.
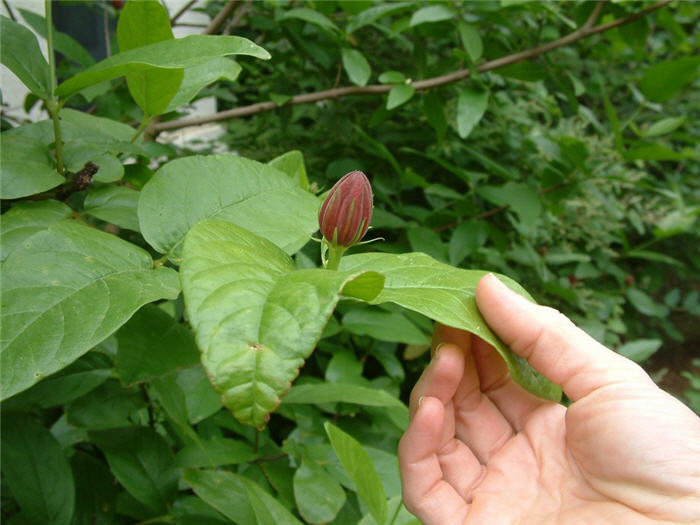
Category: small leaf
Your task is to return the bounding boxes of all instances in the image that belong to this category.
[0,134,63,199]
[378,70,405,84]
[458,22,483,62]
[449,220,489,266]
[1,220,180,400]
[84,186,140,231]
[283,382,409,414]
[617,339,662,363]
[644,116,686,138]
[340,252,561,401]
[639,56,700,102]
[456,87,489,139]
[346,2,413,33]
[280,7,340,33]
[176,438,255,468]
[342,48,371,86]
[244,476,303,525]
[294,458,346,524]
[56,35,270,98]
[180,220,385,427]
[0,200,71,262]
[267,150,309,190]
[115,304,199,384]
[0,15,50,97]
[387,83,415,110]
[1,413,75,525]
[90,426,179,514]
[182,469,258,525]
[409,5,455,26]
[325,422,387,525]
[138,154,320,257]
[626,289,669,317]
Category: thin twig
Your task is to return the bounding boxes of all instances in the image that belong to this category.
[2,0,16,21]
[154,0,670,132]
[102,3,111,57]
[203,0,238,35]
[223,0,252,35]
[170,0,196,25]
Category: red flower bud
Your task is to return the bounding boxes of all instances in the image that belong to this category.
[113,0,124,9]
[319,170,373,247]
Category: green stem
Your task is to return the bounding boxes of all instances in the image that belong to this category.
[45,0,64,174]
[131,114,152,143]
[388,499,402,525]
[325,244,347,271]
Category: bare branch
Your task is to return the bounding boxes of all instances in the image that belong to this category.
[2,0,17,21]
[223,0,252,35]
[170,0,196,25]
[154,0,671,133]
[203,0,238,35]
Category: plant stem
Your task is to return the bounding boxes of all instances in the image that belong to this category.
[388,499,403,525]
[325,245,346,271]
[45,0,64,174]
[131,115,152,143]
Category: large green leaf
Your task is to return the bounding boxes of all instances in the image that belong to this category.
[180,219,385,428]
[55,35,270,98]
[283,382,408,413]
[1,413,75,525]
[83,186,140,232]
[0,134,64,199]
[0,15,50,97]
[324,422,386,525]
[293,458,346,524]
[116,0,182,115]
[182,468,256,525]
[90,426,179,514]
[639,56,700,102]
[1,220,180,400]
[138,154,321,258]
[340,252,562,401]
[0,200,71,262]
[267,150,309,190]
[164,57,242,113]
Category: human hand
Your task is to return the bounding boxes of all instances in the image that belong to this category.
[398,274,700,525]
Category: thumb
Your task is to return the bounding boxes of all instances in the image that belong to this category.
[476,274,653,402]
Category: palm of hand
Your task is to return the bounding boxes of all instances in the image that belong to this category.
[399,329,700,525]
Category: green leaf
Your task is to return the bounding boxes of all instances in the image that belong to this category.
[19,8,94,68]
[115,304,199,385]
[626,288,669,317]
[340,252,561,401]
[283,382,409,413]
[0,200,71,262]
[477,182,541,228]
[653,208,698,238]
[183,468,257,525]
[267,150,309,190]
[294,458,346,524]
[164,57,242,113]
[180,220,385,427]
[498,61,546,82]
[280,8,340,34]
[0,15,50,97]
[244,475,304,525]
[623,143,695,161]
[422,93,447,140]
[90,426,179,514]
[176,438,255,468]
[639,56,700,102]
[66,379,146,429]
[84,186,140,231]
[409,5,455,26]
[378,70,405,84]
[407,226,448,263]
[456,87,489,139]
[342,48,371,86]
[1,220,180,400]
[62,144,124,183]
[644,115,686,138]
[449,220,489,266]
[387,83,415,110]
[0,134,64,199]
[56,35,270,98]
[358,495,419,525]
[458,22,483,62]
[617,339,662,363]
[176,366,223,423]
[117,0,182,115]
[324,422,387,525]
[1,413,75,525]
[346,2,413,33]
[138,154,320,257]
[342,308,429,344]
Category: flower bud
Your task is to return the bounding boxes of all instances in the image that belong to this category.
[319,170,373,247]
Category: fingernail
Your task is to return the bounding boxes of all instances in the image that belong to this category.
[432,343,445,360]
[418,395,425,407]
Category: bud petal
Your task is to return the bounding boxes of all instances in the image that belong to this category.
[318,170,373,247]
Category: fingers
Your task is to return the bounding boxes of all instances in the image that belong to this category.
[399,396,472,525]
[475,274,654,402]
